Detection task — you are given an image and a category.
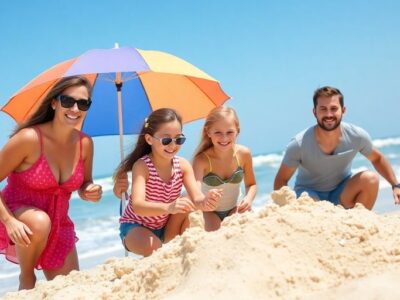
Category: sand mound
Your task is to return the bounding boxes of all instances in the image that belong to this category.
[3,187,400,300]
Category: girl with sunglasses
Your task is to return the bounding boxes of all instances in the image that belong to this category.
[113,108,222,257]
[192,106,257,231]
[0,76,102,290]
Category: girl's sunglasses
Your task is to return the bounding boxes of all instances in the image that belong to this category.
[152,135,186,146]
[56,95,92,111]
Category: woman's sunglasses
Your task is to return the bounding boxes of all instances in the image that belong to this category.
[56,95,92,111]
[152,135,186,146]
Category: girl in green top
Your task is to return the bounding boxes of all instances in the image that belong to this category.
[192,106,257,231]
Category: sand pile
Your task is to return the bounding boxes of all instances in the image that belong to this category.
[3,187,400,300]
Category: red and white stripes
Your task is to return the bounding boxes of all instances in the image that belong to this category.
[120,155,183,229]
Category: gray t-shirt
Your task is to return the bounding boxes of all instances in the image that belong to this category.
[282,122,373,191]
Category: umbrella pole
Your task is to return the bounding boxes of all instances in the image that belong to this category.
[116,78,129,257]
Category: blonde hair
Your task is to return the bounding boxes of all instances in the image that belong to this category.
[193,106,240,158]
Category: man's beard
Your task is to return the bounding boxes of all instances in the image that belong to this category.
[317,116,342,131]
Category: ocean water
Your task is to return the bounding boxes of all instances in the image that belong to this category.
[1,136,400,295]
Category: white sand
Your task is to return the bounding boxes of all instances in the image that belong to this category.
[3,187,400,300]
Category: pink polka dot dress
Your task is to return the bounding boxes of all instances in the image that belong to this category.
[0,127,85,270]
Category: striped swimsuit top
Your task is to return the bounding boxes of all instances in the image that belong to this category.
[120,155,183,230]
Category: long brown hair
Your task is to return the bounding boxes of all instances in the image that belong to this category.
[193,106,240,158]
[114,108,183,178]
[11,76,92,137]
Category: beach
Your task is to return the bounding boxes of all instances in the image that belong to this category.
[2,187,400,299]
[1,1,400,298]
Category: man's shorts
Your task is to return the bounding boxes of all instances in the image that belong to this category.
[294,175,352,205]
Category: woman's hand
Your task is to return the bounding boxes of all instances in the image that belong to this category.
[5,218,32,247]
[237,196,252,213]
[114,173,129,199]
[80,183,102,202]
[168,197,196,214]
[201,189,223,211]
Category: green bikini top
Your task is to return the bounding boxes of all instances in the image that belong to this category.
[202,152,244,187]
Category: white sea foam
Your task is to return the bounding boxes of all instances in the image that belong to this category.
[0,271,19,280]
[373,137,400,148]
[93,176,115,192]
[70,176,117,200]
[79,245,123,260]
[252,153,283,168]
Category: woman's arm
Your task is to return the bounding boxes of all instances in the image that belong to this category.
[78,135,102,202]
[0,129,37,246]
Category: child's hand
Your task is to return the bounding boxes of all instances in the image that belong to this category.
[237,197,252,213]
[80,183,102,202]
[114,173,129,199]
[202,189,223,211]
[168,197,196,214]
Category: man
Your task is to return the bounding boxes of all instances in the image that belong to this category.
[274,86,400,209]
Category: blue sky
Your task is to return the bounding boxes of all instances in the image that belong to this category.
[0,1,399,177]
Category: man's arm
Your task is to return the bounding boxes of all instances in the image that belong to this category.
[367,148,400,204]
[274,163,297,190]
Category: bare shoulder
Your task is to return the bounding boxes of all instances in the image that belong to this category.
[14,127,38,141]
[0,128,40,169]
[178,156,192,171]
[192,153,208,168]
[80,131,94,147]
[9,127,39,150]
[132,158,149,177]
[76,131,93,161]
[235,144,252,159]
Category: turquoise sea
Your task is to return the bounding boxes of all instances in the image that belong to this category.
[1,135,400,295]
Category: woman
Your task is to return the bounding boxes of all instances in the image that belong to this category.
[0,76,102,290]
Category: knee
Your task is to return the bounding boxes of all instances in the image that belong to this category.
[125,232,162,257]
[360,171,379,187]
[142,246,159,257]
[27,212,51,241]
[170,213,189,222]
[138,239,162,257]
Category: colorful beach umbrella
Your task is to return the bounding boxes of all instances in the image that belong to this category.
[1,45,230,137]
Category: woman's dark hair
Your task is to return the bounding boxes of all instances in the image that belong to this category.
[11,76,92,136]
[114,108,183,178]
